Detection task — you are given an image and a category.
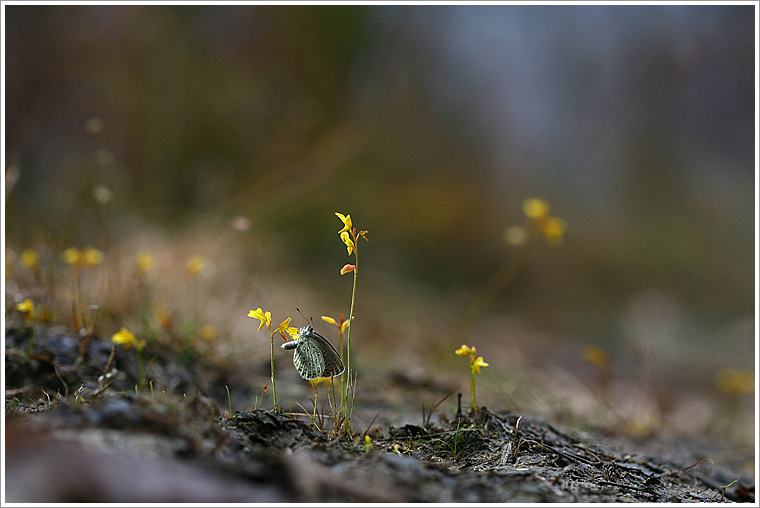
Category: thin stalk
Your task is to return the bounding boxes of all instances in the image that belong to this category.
[469,364,477,412]
[312,381,319,429]
[269,330,278,411]
[343,250,358,430]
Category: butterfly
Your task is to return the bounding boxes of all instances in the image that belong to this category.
[281,324,345,380]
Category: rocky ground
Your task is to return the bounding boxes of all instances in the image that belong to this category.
[4,324,756,503]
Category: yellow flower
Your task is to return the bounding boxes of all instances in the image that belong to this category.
[715,368,754,395]
[274,317,294,338]
[199,325,218,341]
[248,308,272,331]
[186,255,206,277]
[322,314,351,332]
[455,344,475,357]
[315,376,336,386]
[111,327,145,350]
[522,198,551,220]
[335,212,352,234]
[16,299,35,320]
[543,217,567,246]
[340,231,354,256]
[21,249,39,269]
[62,247,81,265]
[582,345,609,368]
[81,247,104,266]
[62,246,103,266]
[135,252,154,274]
[471,356,489,374]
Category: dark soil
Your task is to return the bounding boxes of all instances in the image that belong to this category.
[4,324,756,503]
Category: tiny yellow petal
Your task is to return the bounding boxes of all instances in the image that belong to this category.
[340,232,354,255]
[275,317,292,333]
[335,212,352,234]
[248,308,270,331]
[321,316,337,326]
[472,356,489,374]
[340,320,351,333]
[455,344,474,357]
[522,198,550,220]
[283,326,300,339]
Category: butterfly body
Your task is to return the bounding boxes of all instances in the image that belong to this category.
[281,325,345,380]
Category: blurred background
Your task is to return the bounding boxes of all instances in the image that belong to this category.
[4,5,756,446]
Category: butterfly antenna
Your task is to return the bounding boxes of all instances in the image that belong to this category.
[296,307,312,325]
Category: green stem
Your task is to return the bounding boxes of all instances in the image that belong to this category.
[339,328,345,417]
[470,364,477,412]
[343,250,358,431]
[269,329,278,411]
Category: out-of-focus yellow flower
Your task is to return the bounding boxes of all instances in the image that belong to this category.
[322,316,337,326]
[543,217,567,246]
[63,246,103,266]
[340,263,355,275]
[582,345,610,368]
[62,247,81,265]
[335,212,352,234]
[715,368,754,395]
[472,356,489,374]
[520,198,567,246]
[81,247,104,266]
[199,325,218,341]
[111,327,145,350]
[248,308,272,331]
[186,255,206,277]
[455,344,476,357]
[135,252,154,274]
[522,198,551,220]
[16,299,35,320]
[21,249,39,269]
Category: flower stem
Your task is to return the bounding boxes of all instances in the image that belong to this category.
[470,363,477,412]
[270,330,278,411]
[343,250,358,431]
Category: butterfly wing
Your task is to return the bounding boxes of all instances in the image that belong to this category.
[308,331,345,378]
[292,336,326,380]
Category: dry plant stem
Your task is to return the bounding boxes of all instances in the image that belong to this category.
[343,249,358,431]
